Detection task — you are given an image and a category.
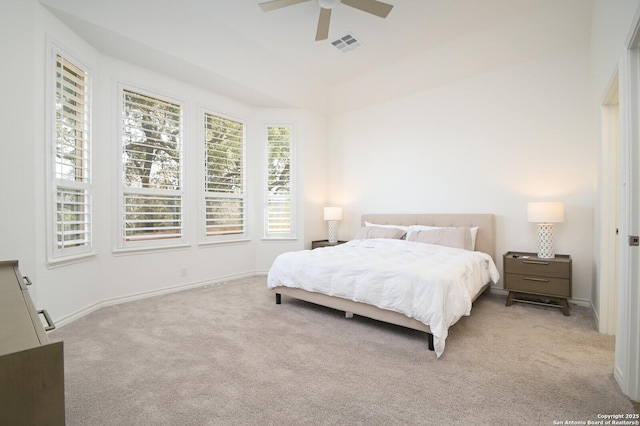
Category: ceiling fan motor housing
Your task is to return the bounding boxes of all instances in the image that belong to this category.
[317,0,341,9]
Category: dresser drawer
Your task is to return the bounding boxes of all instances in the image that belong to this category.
[504,273,571,297]
[504,256,570,278]
[0,260,65,425]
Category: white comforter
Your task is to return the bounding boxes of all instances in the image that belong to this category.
[267,239,500,357]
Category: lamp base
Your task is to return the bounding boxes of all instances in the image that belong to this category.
[328,220,338,244]
[537,223,555,258]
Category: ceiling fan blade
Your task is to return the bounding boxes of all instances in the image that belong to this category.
[341,0,393,18]
[315,8,331,41]
[259,0,312,12]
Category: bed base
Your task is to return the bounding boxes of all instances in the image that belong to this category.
[273,283,491,351]
[272,213,495,353]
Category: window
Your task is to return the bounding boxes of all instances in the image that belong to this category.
[51,51,92,259]
[119,88,183,248]
[264,124,295,238]
[203,112,246,241]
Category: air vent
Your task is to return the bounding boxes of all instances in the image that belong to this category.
[331,33,361,52]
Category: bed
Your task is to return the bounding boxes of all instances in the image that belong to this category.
[267,213,500,357]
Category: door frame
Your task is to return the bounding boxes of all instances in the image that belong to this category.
[614,10,640,402]
[598,71,619,336]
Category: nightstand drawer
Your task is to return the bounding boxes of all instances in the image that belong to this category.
[504,257,570,278]
[504,273,571,297]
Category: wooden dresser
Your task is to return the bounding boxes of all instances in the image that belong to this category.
[0,260,65,425]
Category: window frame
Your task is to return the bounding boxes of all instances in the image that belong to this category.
[263,123,296,240]
[200,109,248,244]
[46,44,94,263]
[115,84,187,251]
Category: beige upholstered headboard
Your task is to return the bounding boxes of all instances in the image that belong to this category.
[361,214,496,260]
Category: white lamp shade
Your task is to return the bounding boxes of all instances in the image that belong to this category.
[527,202,564,223]
[323,207,343,221]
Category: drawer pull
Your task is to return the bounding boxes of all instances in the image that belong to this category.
[23,276,33,286]
[38,309,56,331]
[523,276,550,282]
[522,260,549,265]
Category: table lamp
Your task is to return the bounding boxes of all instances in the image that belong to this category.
[323,207,342,243]
[527,202,564,258]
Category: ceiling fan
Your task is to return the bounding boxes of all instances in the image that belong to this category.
[258,0,394,41]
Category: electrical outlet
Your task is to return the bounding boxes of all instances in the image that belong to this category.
[180,267,187,277]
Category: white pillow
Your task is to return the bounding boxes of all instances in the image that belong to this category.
[406,225,479,250]
[353,226,407,240]
[364,221,409,232]
[407,227,472,250]
[470,226,479,249]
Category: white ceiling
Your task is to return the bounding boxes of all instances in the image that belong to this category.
[39,0,593,113]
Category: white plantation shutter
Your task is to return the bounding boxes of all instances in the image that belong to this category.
[53,53,92,257]
[120,89,183,245]
[56,188,90,248]
[203,113,246,240]
[265,125,295,238]
[123,192,182,241]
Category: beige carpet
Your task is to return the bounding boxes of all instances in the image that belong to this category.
[51,276,636,425]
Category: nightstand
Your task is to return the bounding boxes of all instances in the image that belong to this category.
[311,240,347,249]
[503,251,572,316]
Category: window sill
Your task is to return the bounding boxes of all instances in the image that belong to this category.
[112,243,191,257]
[47,251,97,269]
[198,238,250,247]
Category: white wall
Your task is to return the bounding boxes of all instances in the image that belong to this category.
[591,1,639,94]
[590,0,640,404]
[328,45,595,301]
[590,0,640,321]
[0,0,38,288]
[0,0,327,325]
[328,0,592,114]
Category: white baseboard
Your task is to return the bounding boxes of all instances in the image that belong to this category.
[490,287,592,306]
[54,271,257,328]
[54,274,602,335]
[590,300,601,332]
[489,287,508,296]
[489,287,599,328]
